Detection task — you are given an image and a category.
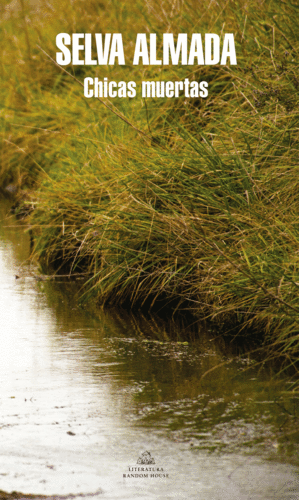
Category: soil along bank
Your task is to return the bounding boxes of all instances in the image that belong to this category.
[1,0,299,361]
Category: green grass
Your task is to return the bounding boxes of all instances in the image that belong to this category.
[1,0,299,365]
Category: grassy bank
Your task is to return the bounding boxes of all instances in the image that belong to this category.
[1,0,299,363]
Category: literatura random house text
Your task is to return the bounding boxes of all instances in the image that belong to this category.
[56,33,237,98]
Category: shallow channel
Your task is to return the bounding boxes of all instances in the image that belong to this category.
[0,198,298,500]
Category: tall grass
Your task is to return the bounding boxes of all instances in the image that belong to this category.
[1,0,299,363]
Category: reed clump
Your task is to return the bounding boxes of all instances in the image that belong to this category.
[1,0,299,362]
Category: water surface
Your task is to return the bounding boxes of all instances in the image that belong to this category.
[0,199,298,499]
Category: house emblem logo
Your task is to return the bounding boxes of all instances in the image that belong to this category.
[137,451,155,465]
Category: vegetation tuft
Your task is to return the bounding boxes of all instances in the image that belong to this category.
[1,0,299,364]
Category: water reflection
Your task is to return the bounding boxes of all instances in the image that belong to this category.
[0,199,298,500]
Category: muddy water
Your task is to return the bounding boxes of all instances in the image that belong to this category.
[0,199,299,500]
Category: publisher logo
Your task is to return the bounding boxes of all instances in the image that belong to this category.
[137,451,155,465]
[123,451,169,479]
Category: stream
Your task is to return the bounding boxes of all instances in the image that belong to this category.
[0,198,298,499]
